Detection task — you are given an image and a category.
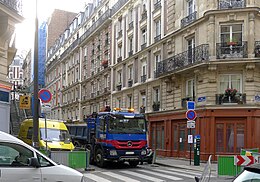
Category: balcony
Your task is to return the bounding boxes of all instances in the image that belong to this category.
[152,101,160,111]
[141,10,147,21]
[128,50,133,57]
[141,43,147,50]
[255,41,260,57]
[117,56,122,63]
[181,11,197,28]
[128,79,133,87]
[154,1,161,11]
[128,21,134,30]
[116,83,122,91]
[0,0,22,15]
[181,97,195,108]
[141,75,147,83]
[154,35,161,43]
[156,44,209,77]
[216,41,248,59]
[216,93,246,105]
[218,0,246,10]
[111,0,129,15]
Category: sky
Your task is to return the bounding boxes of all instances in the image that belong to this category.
[15,0,90,51]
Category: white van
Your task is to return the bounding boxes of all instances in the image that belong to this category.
[0,131,86,182]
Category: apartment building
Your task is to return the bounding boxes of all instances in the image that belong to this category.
[45,0,260,160]
[0,0,23,133]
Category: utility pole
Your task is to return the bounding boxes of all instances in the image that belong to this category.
[33,0,39,149]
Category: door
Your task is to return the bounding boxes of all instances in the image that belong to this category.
[178,123,187,158]
[0,142,41,182]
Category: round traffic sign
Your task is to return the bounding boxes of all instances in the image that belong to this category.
[38,89,52,103]
[186,110,197,120]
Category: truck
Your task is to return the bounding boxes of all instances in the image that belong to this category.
[66,108,148,167]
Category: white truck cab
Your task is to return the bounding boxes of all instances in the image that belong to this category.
[0,131,86,182]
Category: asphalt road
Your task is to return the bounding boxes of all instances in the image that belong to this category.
[82,162,235,182]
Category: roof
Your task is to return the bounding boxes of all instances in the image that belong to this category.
[0,131,24,144]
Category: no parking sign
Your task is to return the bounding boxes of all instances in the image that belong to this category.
[38,89,52,103]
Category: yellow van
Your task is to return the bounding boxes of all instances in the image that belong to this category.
[18,118,74,151]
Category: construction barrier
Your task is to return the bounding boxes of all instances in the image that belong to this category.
[240,148,259,156]
[217,155,242,176]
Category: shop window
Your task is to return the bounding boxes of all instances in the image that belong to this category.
[216,124,224,152]
[173,125,178,150]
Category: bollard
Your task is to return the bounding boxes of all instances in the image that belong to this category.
[85,149,95,171]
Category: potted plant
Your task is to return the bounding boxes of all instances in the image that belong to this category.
[225,88,237,97]
[226,37,238,46]
[101,60,108,67]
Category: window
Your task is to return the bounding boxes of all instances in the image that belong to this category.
[154,87,160,102]
[186,79,195,98]
[129,37,133,52]
[221,24,242,46]
[117,71,122,84]
[91,83,94,93]
[127,95,132,108]
[128,66,133,80]
[142,29,147,44]
[219,74,242,93]
[117,45,122,58]
[187,0,195,15]
[154,54,161,71]
[129,9,133,23]
[0,142,33,166]
[187,37,195,63]
[155,20,161,36]
[117,98,121,108]
[141,94,146,107]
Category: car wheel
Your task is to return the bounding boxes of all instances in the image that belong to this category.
[95,148,105,167]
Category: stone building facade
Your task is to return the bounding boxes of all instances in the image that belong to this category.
[45,0,260,160]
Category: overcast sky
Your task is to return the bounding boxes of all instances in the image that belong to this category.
[15,0,90,51]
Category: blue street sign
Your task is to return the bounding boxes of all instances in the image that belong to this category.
[38,89,52,103]
[187,101,195,110]
[186,110,197,120]
[194,135,201,139]
[198,96,206,102]
[255,95,260,102]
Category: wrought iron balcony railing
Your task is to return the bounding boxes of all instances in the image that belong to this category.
[181,97,196,108]
[181,11,197,28]
[216,93,246,105]
[0,0,22,15]
[80,9,111,44]
[60,39,79,60]
[218,0,246,10]
[216,41,248,59]
[255,41,260,57]
[116,84,122,91]
[117,56,122,63]
[111,0,129,15]
[141,75,147,83]
[154,35,161,43]
[156,44,209,77]
[141,43,147,50]
[154,1,161,11]
[128,79,133,87]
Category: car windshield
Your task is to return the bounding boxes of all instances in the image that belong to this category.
[108,117,146,134]
[233,169,260,182]
[40,129,70,142]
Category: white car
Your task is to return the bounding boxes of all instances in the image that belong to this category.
[0,131,86,182]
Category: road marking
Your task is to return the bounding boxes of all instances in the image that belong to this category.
[164,168,216,177]
[120,170,165,182]
[103,172,141,182]
[138,170,183,181]
[154,169,195,178]
[84,173,112,182]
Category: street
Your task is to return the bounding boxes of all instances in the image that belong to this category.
[82,163,235,182]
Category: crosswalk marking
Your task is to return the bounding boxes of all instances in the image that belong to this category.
[154,169,195,178]
[120,170,165,182]
[138,169,183,181]
[84,173,112,182]
[103,172,141,182]
[165,168,216,177]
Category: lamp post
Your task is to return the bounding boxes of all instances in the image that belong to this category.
[33,0,39,149]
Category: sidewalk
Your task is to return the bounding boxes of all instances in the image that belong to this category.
[154,156,217,172]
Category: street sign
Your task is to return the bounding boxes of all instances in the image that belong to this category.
[234,155,258,166]
[198,96,206,102]
[187,120,195,128]
[187,101,195,110]
[19,95,31,109]
[186,110,197,120]
[41,103,52,113]
[38,89,52,103]
[188,135,193,143]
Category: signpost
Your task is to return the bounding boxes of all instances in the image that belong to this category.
[38,89,52,103]
[19,95,31,109]
[235,155,258,166]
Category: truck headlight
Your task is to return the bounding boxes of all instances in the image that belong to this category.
[110,150,117,156]
[141,149,147,155]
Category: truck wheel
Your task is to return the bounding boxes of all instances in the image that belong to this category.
[95,148,105,167]
[129,161,139,167]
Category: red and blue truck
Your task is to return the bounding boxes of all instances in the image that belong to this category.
[66,108,148,167]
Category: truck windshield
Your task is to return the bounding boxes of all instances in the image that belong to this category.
[108,118,146,134]
[40,129,70,142]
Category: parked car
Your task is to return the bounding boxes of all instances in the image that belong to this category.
[0,131,86,182]
[233,163,260,181]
